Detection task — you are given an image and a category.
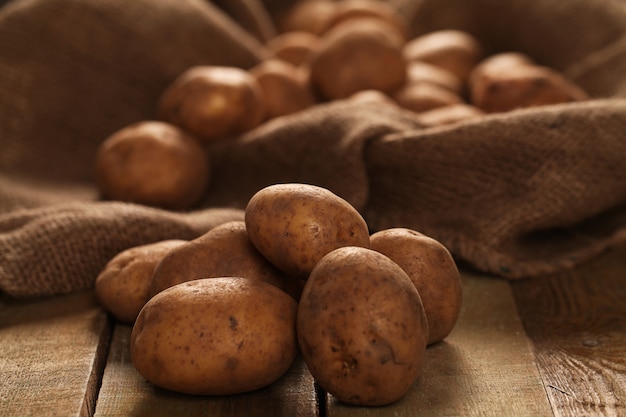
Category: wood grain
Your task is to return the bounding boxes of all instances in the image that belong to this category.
[326,271,553,417]
[94,325,318,417]
[512,243,626,417]
[0,290,110,417]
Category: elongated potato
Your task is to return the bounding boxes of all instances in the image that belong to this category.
[131,277,298,395]
[149,220,301,300]
[245,183,370,278]
[297,246,429,406]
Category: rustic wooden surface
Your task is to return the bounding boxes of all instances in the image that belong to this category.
[1,243,625,417]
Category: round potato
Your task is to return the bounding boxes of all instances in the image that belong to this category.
[249,59,316,119]
[309,17,407,100]
[297,246,429,406]
[277,0,338,36]
[244,183,370,278]
[94,120,210,210]
[266,31,320,67]
[403,29,483,82]
[468,51,535,87]
[370,228,462,344]
[149,220,301,300]
[131,277,298,395]
[321,0,409,39]
[157,66,266,143]
[95,239,186,324]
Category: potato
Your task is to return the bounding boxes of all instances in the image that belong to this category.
[157,66,266,143]
[94,120,210,210]
[416,103,484,127]
[406,61,463,94]
[309,17,407,100]
[277,0,338,36]
[470,63,589,113]
[297,246,429,406]
[348,89,397,106]
[393,81,464,114]
[244,183,370,278]
[468,51,536,87]
[249,59,316,119]
[149,220,301,300]
[321,0,410,40]
[95,239,186,324]
[403,29,483,82]
[370,228,462,344]
[266,31,320,67]
[131,277,298,395]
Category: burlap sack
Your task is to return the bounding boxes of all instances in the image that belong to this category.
[1,0,625,298]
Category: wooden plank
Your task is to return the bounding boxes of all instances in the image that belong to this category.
[0,290,111,417]
[326,271,553,417]
[512,243,626,417]
[94,324,318,417]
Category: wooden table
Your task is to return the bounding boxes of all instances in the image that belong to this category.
[2,243,625,417]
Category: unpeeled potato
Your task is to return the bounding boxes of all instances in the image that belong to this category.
[297,246,429,406]
[157,66,266,142]
[95,239,186,324]
[244,183,370,278]
[131,277,298,395]
[309,17,407,100]
[149,220,301,300]
[370,228,462,344]
[94,120,210,210]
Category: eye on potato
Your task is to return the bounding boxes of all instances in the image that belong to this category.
[131,277,298,395]
[244,183,370,279]
[149,220,301,300]
[157,65,266,142]
[309,17,407,100]
[297,246,429,406]
[370,228,462,344]
[95,239,186,324]
[94,120,210,210]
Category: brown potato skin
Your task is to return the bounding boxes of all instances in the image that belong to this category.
[309,17,407,100]
[157,66,266,142]
[95,239,186,324]
[266,31,320,67]
[404,30,483,82]
[277,0,338,36]
[297,246,429,406]
[94,121,210,210]
[370,228,462,344]
[470,64,588,113]
[244,183,370,279]
[393,81,464,114]
[149,220,301,300]
[321,0,410,40]
[416,103,484,127]
[249,59,316,119]
[131,277,298,395]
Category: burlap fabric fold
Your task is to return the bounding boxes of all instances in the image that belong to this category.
[1,0,626,298]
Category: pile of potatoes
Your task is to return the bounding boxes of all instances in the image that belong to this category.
[93,0,588,212]
[95,182,463,406]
